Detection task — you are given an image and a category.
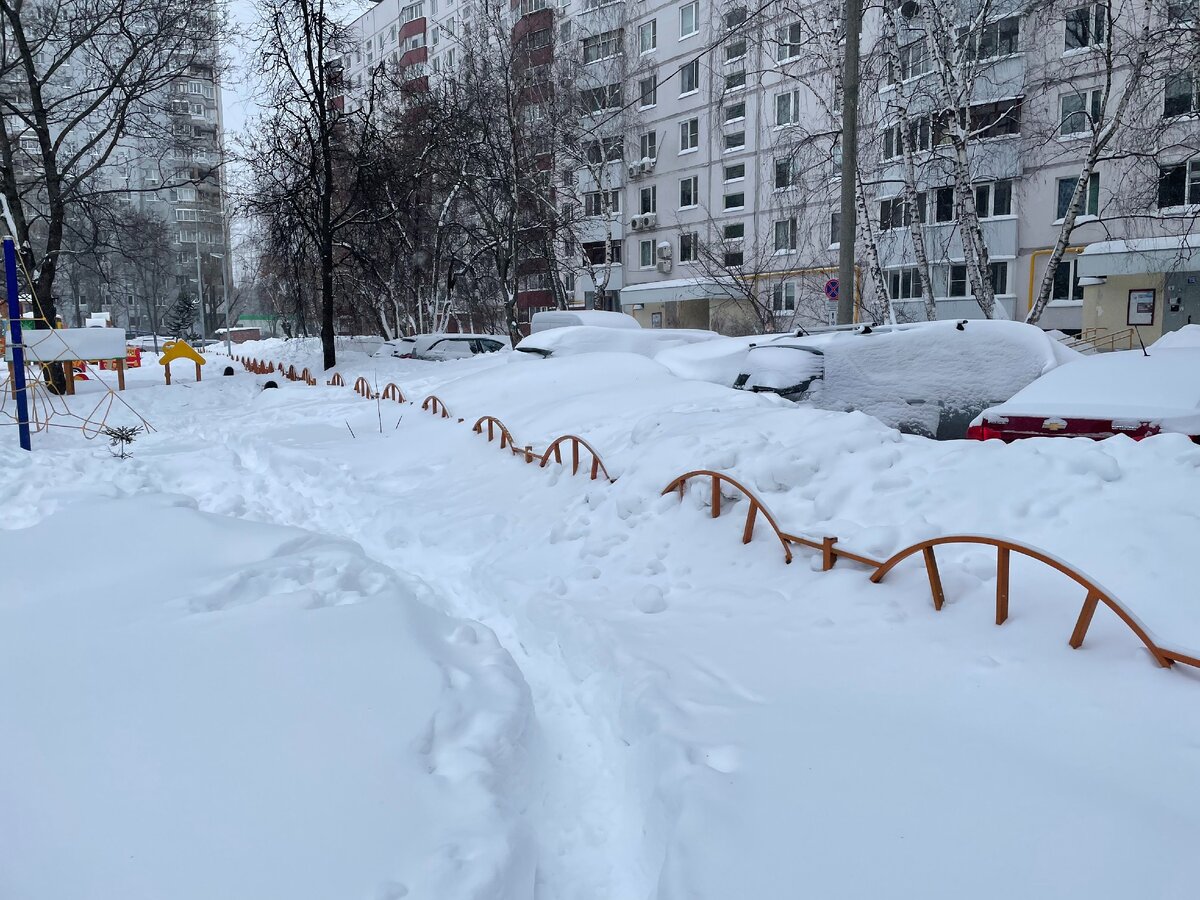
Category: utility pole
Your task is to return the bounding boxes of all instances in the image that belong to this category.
[836,0,862,325]
[194,237,205,339]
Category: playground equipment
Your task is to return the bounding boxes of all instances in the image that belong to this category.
[159,340,206,385]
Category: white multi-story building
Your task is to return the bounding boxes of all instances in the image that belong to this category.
[344,0,1200,337]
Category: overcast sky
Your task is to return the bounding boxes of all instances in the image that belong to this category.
[220,1,372,275]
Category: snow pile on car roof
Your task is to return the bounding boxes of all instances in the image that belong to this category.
[984,347,1200,426]
[812,320,1077,421]
[515,325,719,358]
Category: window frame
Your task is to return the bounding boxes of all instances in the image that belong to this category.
[679,1,700,39]
[679,175,699,208]
[679,117,699,152]
[680,58,700,95]
[639,20,657,54]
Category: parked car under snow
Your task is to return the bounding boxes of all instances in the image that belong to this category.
[969,348,1200,442]
[733,320,1080,439]
[513,325,720,359]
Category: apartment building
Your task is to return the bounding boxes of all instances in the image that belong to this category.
[0,27,230,332]
[344,0,1200,336]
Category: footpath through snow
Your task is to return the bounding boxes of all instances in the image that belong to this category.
[1,343,1198,899]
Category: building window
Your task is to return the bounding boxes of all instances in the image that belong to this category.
[1052,258,1085,301]
[582,240,622,264]
[883,116,933,157]
[829,212,840,246]
[724,39,746,62]
[1168,0,1197,23]
[879,195,925,230]
[976,179,1013,217]
[891,40,929,82]
[1061,89,1103,134]
[1157,159,1200,207]
[725,101,745,122]
[772,282,797,311]
[679,117,699,151]
[725,69,746,92]
[724,130,745,150]
[680,58,699,94]
[888,267,923,300]
[723,191,745,210]
[1056,172,1099,218]
[584,190,621,217]
[774,157,795,189]
[773,217,798,251]
[724,162,745,181]
[724,249,744,267]
[1164,70,1199,117]
[990,261,1009,295]
[640,130,658,160]
[680,231,699,261]
[582,30,622,65]
[639,20,657,53]
[582,84,622,112]
[1065,4,1105,51]
[970,100,1021,139]
[949,264,968,297]
[775,89,800,125]
[680,1,699,38]
[585,136,623,163]
[724,222,744,240]
[639,75,658,108]
[679,175,698,208]
[933,186,954,222]
[965,16,1020,60]
[640,185,657,214]
[777,22,801,61]
[640,239,655,267]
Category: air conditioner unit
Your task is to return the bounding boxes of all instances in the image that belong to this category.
[656,260,672,274]
[656,240,673,260]
[641,212,657,229]
[629,215,643,231]
[642,157,656,172]
[628,164,641,179]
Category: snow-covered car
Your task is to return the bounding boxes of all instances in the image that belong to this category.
[375,336,418,359]
[128,335,175,351]
[968,348,1200,442]
[412,333,511,361]
[514,325,720,359]
[734,320,1080,440]
[530,310,641,333]
[1150,324,1200,350]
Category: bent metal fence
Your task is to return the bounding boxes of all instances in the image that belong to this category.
[472,415,614,481]
[231,358,1199,675]
[663,469,1200,673]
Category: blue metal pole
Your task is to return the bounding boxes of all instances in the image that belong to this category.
[4,238,31,451]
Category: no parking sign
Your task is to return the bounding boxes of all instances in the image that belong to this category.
[823,278,839,301]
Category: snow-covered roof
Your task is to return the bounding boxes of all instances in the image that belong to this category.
[620,276,733,304]
[1077,234,1200,276]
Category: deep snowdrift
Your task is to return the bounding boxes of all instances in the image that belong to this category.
[3,347,1199,898]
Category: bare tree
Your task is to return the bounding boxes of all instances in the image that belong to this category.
[0,0,215,390]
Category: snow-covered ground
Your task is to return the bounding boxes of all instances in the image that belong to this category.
[2,340,1198,899]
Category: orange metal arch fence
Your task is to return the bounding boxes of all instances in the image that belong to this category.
[662,469,1199,674]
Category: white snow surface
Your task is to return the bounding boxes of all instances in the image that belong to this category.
[1152,323,1200,350]
[980,348,1200,431]
[514,324,720,358]
[2,347,1199,899]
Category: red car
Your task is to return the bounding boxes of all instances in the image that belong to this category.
[968,348,1200,442]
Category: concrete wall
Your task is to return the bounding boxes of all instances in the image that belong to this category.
[1082,274,1166,343]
